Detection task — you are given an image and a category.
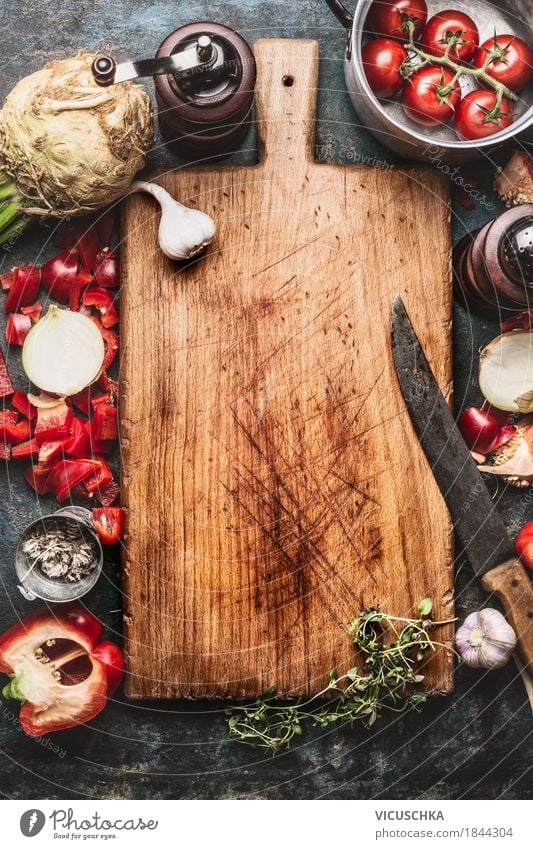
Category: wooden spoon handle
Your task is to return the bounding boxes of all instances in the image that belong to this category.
[481,558,533,676]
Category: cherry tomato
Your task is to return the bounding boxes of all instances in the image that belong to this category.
[420,10,479,65]
[402,66,461,126]
[454,89,513,140]
[362,38,409,98]
[473,34,533,92]
[368,0,428,41]
[516,521,533,572]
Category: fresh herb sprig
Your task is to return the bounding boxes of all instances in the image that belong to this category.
[226,598,455,753]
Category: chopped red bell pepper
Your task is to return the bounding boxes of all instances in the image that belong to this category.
[69,482,93,502]
[95,478,120,506]
[46,458,99,503]
[75,228,101,271]
[0,443,11,461]
[0,605,123,735]
[0,347,14,399]
[4,265,41,312]
[91,392,112,409]
[94,248,119,288]
[41,249,79,304]
[91,318,119,369]
[92,403,118,441]
[0,410,19,425]
[84,457,113,494]
[84,420,115,455]
[97,371,119,399]
[12,390,37,420]
[0,419,30,444]
[93,507,124,544]
[34,399,73,445]
[38,440,67,465]
[21,301,43,323]
[11,438,39,459]
[69,269,93,312]
[6,313,32,346]
[1,271,14,291]
[82,287,119,328]
[70,387,93,417]
[62,417,91,458]
[24,463,52,495]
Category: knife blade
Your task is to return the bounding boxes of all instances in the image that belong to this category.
[391,295,533,673]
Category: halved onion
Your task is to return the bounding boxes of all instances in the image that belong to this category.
[479,330,533,413]
[22,306,105,397]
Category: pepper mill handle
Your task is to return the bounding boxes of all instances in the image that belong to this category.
[92,55,116,87]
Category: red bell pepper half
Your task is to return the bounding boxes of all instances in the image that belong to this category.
[11,438,39,459]
[12,390,37,420]
[0,346,14,399]
[82,287,118,328]
[0,605,123,735]
[93,507,124,545]
[41,249,79,304]
[4,265,41,312]
[6,313,31,346]
[0,419,30,444]
[94,248,119,288]
[34,399,73,445]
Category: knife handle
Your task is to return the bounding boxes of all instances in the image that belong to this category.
[481,559,533,676]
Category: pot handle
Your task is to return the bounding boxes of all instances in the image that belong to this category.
[323,0,354,28]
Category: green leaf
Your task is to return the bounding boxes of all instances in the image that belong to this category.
[418,597,433,617]
[261,686,277,700]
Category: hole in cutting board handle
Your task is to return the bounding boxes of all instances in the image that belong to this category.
[282,75,295,87]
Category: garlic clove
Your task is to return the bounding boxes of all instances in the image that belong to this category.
[129,179,216,261]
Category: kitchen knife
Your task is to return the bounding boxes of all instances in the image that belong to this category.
[391,295,533,674]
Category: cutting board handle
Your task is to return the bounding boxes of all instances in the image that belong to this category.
[254,39,318,170]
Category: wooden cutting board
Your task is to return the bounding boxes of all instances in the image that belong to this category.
[120,39,454,699]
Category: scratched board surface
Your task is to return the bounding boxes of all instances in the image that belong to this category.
[120,39,454,699]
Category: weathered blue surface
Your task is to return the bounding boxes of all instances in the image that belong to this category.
[0,0,531,800]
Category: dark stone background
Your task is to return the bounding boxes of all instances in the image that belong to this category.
[0,0,531,800]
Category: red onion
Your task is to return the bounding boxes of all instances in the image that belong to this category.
[458,406,516,455]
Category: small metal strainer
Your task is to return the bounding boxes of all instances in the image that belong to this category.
[14,507,103,603]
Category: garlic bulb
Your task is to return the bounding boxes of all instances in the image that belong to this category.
[455,608,516,669]
[129,180,215,261]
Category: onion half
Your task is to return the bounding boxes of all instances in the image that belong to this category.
[22,305,105,397]
[479,330,533,413]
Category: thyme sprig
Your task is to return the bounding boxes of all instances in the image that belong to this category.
[226,598,455,753]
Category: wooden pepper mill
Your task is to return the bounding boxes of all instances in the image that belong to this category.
[92,23,256,160]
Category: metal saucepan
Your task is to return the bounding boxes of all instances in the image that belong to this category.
[324,0,533,163]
